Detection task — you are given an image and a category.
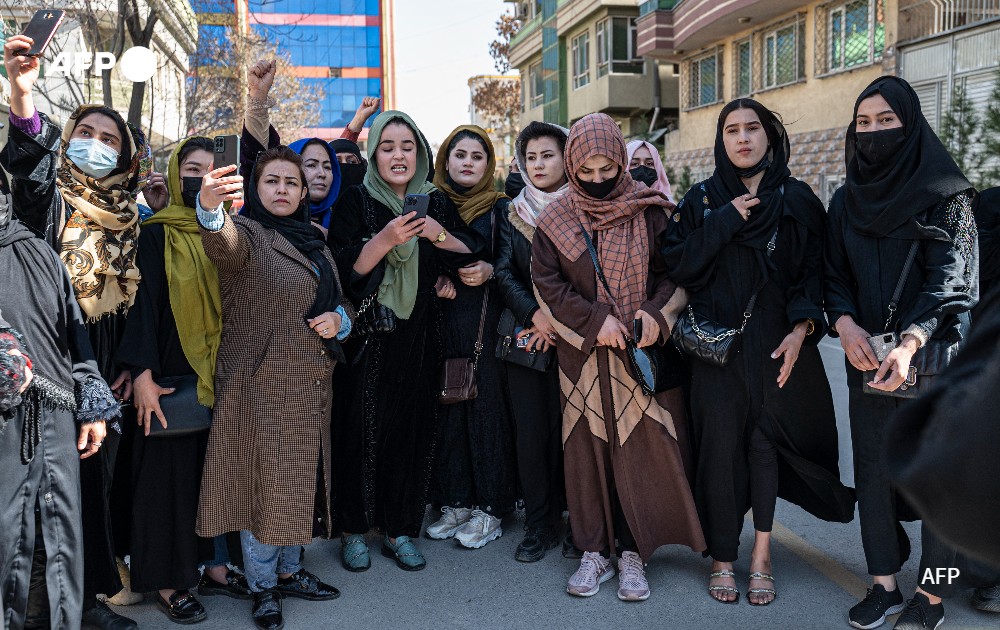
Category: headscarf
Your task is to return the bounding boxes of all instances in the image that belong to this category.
[363,111,437,319]
[56,104,147,321]
[331,138,364,163]
[511,123,570,228]
[288,138,341,229]
[626,140,673,201]
[537,113,671,323]
[141,138,223,407]
[844,76,972,241]
[706,98,792,251]
[433,125,507,225]
[243,151,342,357]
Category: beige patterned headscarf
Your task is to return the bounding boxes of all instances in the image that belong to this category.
[57,105,146,321]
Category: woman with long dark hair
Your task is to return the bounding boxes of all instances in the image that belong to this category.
[663,98,854,606]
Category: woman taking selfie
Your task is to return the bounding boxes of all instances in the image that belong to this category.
[328,111,486,573]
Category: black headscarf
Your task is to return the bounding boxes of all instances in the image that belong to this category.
[244,157,343,355]
[330,139,368,197]
[706,98,793,250]
[331,138,363,163]
[845,76,972,241]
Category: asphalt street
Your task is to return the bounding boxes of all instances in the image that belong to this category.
[111,340,998,629]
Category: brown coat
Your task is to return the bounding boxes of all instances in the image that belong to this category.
[195,215,353,546]
[532,207,705,559]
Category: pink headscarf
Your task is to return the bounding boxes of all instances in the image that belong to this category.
[626,140,673,202]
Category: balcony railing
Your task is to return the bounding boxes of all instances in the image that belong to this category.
[639,0,681,17]
[898,0,1000,43]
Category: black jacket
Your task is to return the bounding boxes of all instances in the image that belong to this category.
[494,207,538,327]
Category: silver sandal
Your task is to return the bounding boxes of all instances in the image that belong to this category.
[708,570,740,604]
[747,571,776,606]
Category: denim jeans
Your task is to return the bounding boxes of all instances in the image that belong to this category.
[239,531,302,592]
[202,535,231,570]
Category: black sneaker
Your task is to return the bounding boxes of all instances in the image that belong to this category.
[81,601,138,629]
[515,526,559,563]
[197,569,252,600]
[971,585,1000,613]
[849,584,906,629]
[156,590,208,625]
[893,593,944,630]
[274,568,340,601]
[251,590,283,630]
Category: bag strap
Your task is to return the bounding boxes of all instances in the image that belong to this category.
[883,241,920,332]
[580,223,616,306]
[472,210,498,367]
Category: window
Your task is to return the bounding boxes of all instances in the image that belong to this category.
[686,49,722,109]
[529,61,543,108]
[763,17,806,89]
[824,0,885,74]
[596,16,644,76]
[734,38,752,97]
[572,32,590,89]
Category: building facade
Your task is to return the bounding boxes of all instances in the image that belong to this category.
[507,0,679,141]
[636,0,1000,199]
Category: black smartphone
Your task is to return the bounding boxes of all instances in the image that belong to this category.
[633,318,643,343]
[403,193,430,220]
[20,10,65,58]
[213,135,240,171]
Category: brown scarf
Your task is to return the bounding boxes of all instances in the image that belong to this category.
[537,113,669,323]
[56,105,147,321]
[433,125,507,225]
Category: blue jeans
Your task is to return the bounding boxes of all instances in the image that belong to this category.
[202,535,231,570]
[239,531,302,592]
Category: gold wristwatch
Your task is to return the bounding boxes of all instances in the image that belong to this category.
[434,230,448,243]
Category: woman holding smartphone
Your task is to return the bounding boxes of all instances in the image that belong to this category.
[328,111,486,573]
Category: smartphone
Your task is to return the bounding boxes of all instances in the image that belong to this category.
[514,326,532,349]
[633,318,643,343]
[403,193,430,220]
[866,332,898,363]
[213,135,240,171]
[20,10,65,58]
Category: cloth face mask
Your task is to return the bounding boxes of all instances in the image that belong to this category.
[181,176,203,209]
[855,127,907,166]
[629,166,657,187]
[576,174,619,199]
[66,138,120,179]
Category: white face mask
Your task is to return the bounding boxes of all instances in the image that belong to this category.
[66,138,120,179]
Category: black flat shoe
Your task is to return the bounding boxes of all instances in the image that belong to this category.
[156,590,207,625]
[274,568,340,601]
[252,590,284,630]
[197,569,252,600]
[81,601,138,629]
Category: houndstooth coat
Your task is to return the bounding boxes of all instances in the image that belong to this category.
[195,214,353,546]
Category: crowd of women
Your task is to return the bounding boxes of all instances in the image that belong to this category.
[2,31,999,630]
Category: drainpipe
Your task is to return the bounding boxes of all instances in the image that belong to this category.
[649,59,661,134]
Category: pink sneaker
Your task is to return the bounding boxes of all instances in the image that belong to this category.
[566,552,614,597]
[617,551,650,601]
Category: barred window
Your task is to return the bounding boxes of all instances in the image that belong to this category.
[763,17,806,89]
[734,38,753,97]
[685,48,723,109]
[596,16,644,76]
[572,32,591,89]
[529,61,543,109]
[817,0,885,75]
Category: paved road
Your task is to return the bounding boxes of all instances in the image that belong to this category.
[112,340,997,629]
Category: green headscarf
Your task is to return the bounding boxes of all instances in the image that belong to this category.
[363,111,436,319]
[143,138,222,407]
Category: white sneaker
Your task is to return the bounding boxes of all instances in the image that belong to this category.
[567,551,614,597]
[425,506,473,540]
[617,551,650,601]
[454,509,503,549]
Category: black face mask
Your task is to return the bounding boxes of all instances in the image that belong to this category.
[576,173,619,199]
[505,172,526,198]
[181,176,203,209]
[629,165,657,187]
[855,127,907,165]
[338,162,367,195]
[734,153,771,179]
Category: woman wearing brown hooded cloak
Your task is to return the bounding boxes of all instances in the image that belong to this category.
[531,113,705,603]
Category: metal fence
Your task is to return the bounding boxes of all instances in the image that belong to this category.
[899,0,1000,43]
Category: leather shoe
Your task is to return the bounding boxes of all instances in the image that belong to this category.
[251,590,283,630]
[156,590,207,625]
[274,568,340,601]
[81,601,138,629]
[197,569,252,600]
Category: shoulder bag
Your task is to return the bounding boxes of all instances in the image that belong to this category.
[147,375,212,438]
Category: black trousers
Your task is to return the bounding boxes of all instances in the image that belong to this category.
[505,362,563,530]
[80,426,123,608]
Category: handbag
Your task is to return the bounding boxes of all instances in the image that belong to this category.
[671,228,778,368]
[352,294,397,337]
[147,375,212,438]
[495,308,556,372]
[579,224,682,395]
[862,242,958,398]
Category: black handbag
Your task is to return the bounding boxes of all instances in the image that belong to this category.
[495,308,556,372]
[147,375,212,438]
[352,294,397,337]
[580,224,680,395]
[671,227,778,368]
[862,242,959,398]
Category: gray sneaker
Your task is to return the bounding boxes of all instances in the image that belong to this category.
[617,551,650,601]
[425,506,472,540]
[454,509,503,549]
[567,552,614,597]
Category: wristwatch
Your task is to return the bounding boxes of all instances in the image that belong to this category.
[434,230,448,243]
